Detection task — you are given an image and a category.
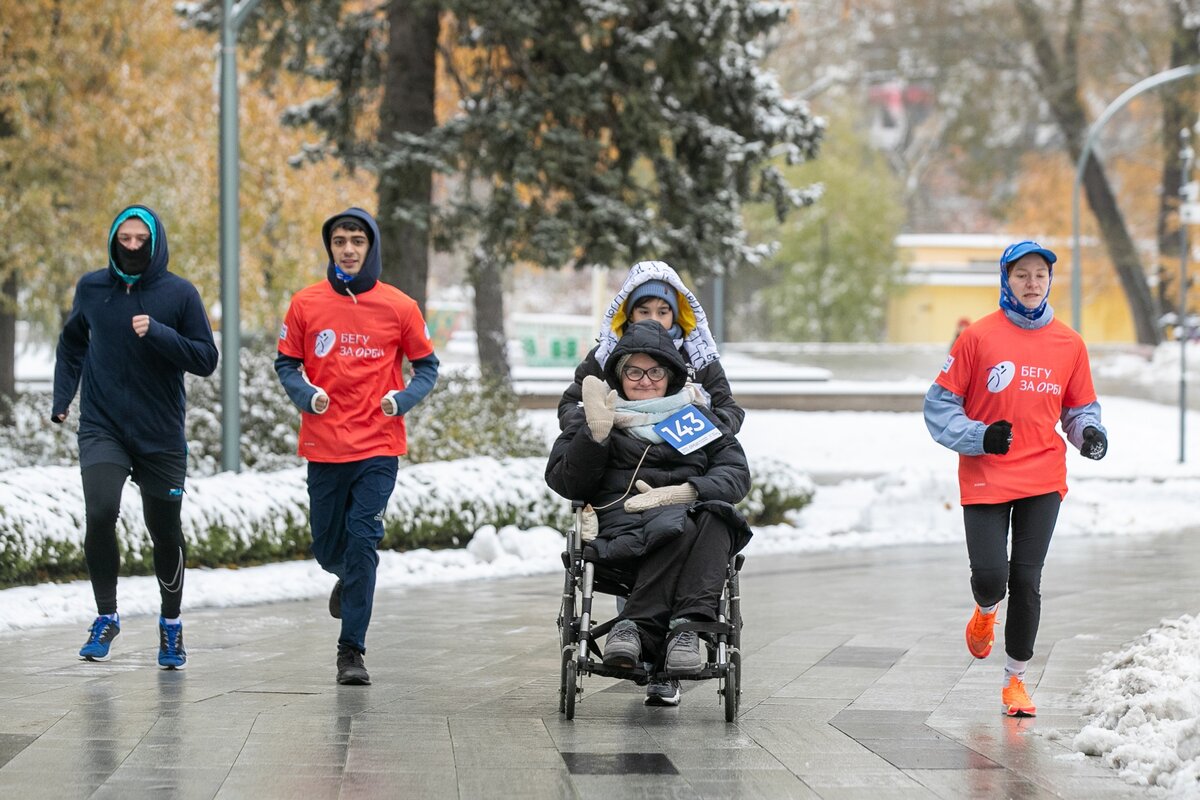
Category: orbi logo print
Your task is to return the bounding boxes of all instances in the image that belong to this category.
[314,329,336,358]
[986,361,1015,393]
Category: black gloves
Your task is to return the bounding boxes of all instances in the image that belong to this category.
[982,420,1013,455]
[1081,426,1108,460]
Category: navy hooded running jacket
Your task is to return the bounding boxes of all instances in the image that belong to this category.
[52,205,218,456]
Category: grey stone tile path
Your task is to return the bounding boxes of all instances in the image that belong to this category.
[2,528,1196,799]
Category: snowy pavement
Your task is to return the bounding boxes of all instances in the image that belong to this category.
[1,528,1196,798]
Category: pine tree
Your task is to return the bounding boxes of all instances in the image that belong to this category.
[181,1,823,380]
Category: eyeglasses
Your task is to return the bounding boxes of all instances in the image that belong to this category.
[622,365,668,382]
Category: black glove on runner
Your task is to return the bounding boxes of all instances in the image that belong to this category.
[982,420,1013,455]
[1081,426,1107,460]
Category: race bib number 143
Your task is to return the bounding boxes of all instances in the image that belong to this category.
[654,405,721,454]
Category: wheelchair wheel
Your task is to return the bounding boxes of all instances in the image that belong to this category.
[559,650,570,713]
[564,659,578,720]
[723,660,738,722]
[559,591,576,654]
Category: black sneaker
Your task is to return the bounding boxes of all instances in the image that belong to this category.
[336,646,370,685]
[329,580,343,619]
[644,679,682,707]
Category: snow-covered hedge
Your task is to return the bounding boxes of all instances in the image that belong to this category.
[0,456,812,586]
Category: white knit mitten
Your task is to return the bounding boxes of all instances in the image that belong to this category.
[581,375,617,442]
[579,504,599,543]
[623,479,698,512]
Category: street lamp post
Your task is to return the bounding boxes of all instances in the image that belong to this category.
[1179,128,1195,464]
[1070,64,1200,334]
[219,0,262,473]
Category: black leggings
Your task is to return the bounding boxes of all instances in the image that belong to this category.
[82,463,186,618]
[963,492,1061,662]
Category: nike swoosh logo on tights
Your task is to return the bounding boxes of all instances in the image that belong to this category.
[159,546,184,595]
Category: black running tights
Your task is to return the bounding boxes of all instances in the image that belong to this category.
[82,463,186,618]
[963,491,1061,662]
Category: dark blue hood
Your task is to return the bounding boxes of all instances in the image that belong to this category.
[321,207,382,295]
[108,205,169,285]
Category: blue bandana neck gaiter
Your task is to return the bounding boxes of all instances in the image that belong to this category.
[333,265,355,283]
[999,267,1052,320]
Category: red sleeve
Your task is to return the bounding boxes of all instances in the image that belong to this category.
[934,329,974,397]
[400,303,435,361]
[278,297,306,359]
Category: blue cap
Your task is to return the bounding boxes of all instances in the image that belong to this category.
[626,279,680,318]
[1000,240,1057,269]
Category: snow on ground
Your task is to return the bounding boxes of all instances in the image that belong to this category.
[3,343,1200,792]
[1073,614,1200,796]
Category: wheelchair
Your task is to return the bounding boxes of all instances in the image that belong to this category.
[557,500,744,721]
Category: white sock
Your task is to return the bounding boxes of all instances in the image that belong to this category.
[99,612,118,623]
[1004,656,1028,685]
[162,616,181,626]
[978,603,998,614]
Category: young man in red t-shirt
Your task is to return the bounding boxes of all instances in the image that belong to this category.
[275,208,439,685]
[924,240,1108,717]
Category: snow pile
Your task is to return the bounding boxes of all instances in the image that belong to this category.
[1073,614,1200,796]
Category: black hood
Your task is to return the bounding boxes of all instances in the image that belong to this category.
[603,320,689,398]
[321,207,382,295]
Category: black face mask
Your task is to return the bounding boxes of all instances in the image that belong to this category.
[114,241,152,275]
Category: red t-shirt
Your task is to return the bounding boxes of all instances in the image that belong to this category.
[278,281,435,462]
[935,310,1097,504]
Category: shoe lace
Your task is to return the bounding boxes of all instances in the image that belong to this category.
[611,624,639,644]
[671,630,698,652]
[970,610,996,637]
[160,624,180,655]
[1006,678,1032,705]
[87,619,113,644]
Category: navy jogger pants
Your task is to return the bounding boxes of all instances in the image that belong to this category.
[307,456,399,653]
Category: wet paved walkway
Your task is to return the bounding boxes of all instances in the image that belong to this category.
[1,528,1195,799]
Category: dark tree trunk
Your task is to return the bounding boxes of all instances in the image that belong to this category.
[1156,2,1200,315]
[1015,0,1161,345]
[375,2,438,312]
[0,270,14,426]
[470,255,511,386]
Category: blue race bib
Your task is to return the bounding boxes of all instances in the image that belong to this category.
[654,405,721,454]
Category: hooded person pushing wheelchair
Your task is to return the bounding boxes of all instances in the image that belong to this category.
[545,320,752,681]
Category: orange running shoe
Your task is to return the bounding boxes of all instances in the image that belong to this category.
[1002,676,1036,717]
[965,605,998,659]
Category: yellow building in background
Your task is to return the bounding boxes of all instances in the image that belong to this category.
[887,234,1138,344]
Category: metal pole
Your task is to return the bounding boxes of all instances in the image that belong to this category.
[1070,64,1200,334]
[1181,129,1193,464]
[218,0,262,474]
[712,274,725,346]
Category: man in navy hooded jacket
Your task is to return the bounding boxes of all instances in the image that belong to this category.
[52,204,218,670]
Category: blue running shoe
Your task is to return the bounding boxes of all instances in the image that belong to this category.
[79,615,120,661]
[158,617,187,670]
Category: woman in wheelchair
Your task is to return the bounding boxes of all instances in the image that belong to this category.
[545,320,752,680]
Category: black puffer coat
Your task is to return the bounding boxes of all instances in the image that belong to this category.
[545,322,752,563]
